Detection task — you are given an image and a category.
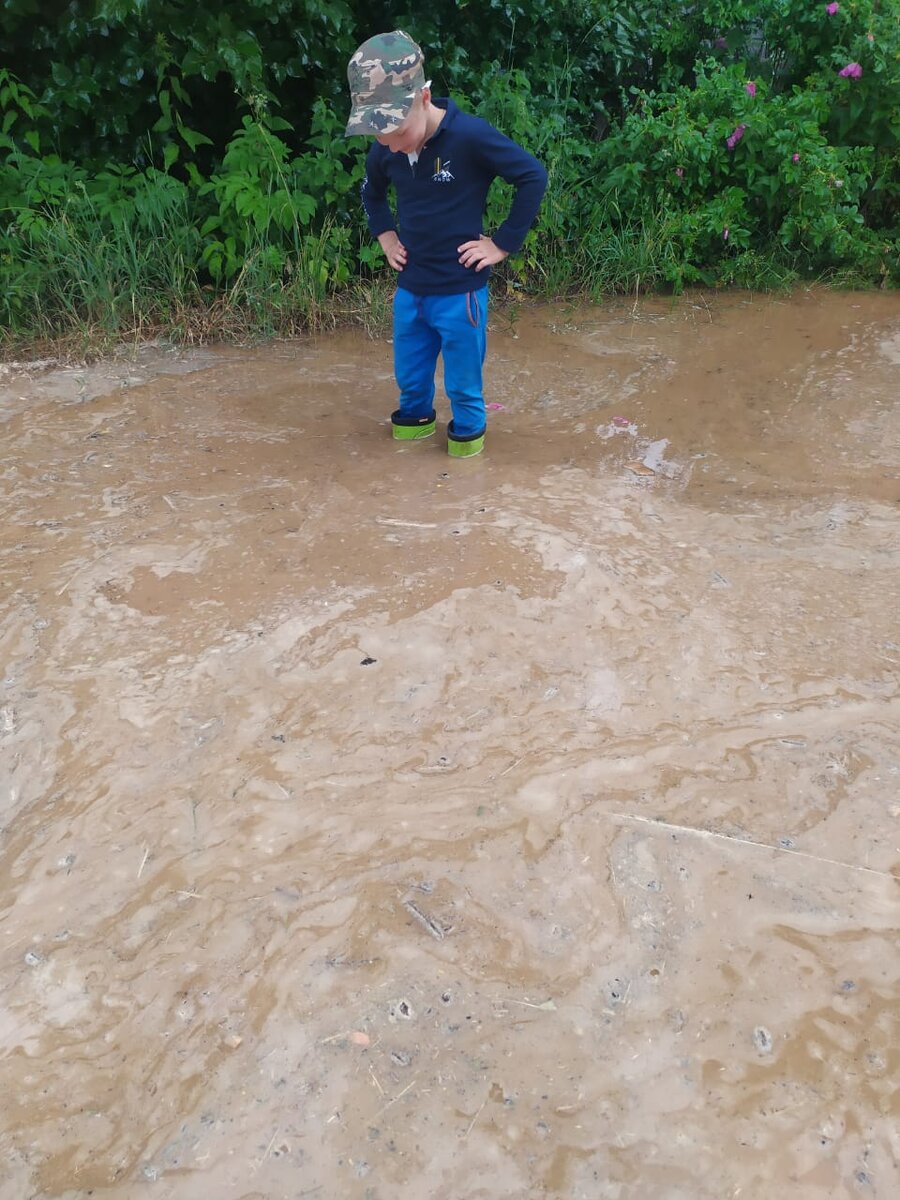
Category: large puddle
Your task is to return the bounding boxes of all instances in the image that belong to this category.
[1,289,899,1199]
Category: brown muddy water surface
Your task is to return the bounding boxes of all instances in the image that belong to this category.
[1,289,899,1200]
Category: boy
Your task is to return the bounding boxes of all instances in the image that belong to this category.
[345,30,547,458]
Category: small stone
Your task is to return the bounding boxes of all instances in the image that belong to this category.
[606,978,629,1006]
[24,950,44,967]
[753,1026,774,1055]
[223,1034,243,1049]
[390,999,415,1021]
[360,657,377,666]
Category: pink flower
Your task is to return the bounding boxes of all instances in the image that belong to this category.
[745,81,757,97]
[723,227,730,242]
[726,123,747,150]
[838,62,863,78]
[792,153,800,162]
[675,167,684,177]
[867,33,874,42]
[826,2,839,14]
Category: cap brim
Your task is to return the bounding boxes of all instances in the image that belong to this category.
[344,95,415,138]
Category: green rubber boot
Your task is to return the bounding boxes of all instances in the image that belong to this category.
[392,409,436,441]
[447,422,485,459]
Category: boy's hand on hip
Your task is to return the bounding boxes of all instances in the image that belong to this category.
[377,231,407,271]
[457,236,508,271]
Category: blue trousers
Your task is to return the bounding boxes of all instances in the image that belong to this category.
[393,286,488,440]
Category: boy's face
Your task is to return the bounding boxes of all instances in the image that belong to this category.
[375,90,428,155]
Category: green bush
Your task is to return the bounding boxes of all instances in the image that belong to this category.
[593,61,887,286]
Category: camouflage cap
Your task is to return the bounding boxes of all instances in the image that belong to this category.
[345,30,426,136]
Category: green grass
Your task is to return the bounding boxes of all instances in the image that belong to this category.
[0,179,889,361]
[0,189,380,354]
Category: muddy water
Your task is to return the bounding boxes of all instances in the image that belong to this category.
[1,289,898,1200]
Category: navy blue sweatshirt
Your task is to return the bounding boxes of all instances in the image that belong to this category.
[361,98,548,295]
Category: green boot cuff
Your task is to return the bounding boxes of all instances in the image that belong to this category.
[393,419,436,441]
[448,433,485,458]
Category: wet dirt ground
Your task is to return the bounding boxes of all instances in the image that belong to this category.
[1,288,899,1200]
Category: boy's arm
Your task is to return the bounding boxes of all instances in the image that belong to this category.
[459,122,548,271]
[361,143,394,237]
[361,144,407,271]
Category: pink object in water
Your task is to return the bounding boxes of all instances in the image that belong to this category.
[486,402,506,411]
[612,416,631,427]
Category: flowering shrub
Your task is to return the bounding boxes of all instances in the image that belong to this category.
[591,57,890,286]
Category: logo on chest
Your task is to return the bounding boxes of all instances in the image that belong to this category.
[432,157,454,183]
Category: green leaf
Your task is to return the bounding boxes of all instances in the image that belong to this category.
[177,122,213,152]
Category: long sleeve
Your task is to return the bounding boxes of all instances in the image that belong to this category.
[361,143,396,238]
[473,121,548,254]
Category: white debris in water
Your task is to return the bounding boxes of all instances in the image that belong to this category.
[596,420,638,439]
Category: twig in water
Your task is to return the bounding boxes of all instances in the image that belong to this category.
[462,1095,487,1139]
[137,848,149,879]
[376,517,438,529]
[252,1127,279,1174]
[368,1064,385,1097]
[403,898,447,941]
[499,756,522,777]
[607,812,898,880]
[375,1077,418,1119]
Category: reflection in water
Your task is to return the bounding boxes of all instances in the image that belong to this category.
[1,290,898,1199]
